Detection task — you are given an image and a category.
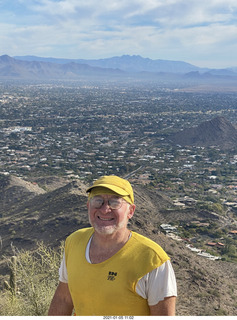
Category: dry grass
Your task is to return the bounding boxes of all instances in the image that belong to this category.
[0,242,63,316]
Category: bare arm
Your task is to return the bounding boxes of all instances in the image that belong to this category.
[149,296,176,316]
[48,281,74,315]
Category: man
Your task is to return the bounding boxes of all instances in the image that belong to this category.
[48,175,177,316]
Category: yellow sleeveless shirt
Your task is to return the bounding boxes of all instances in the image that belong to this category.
[65,227,169,316]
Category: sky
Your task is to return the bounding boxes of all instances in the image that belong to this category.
[1,0,237,68]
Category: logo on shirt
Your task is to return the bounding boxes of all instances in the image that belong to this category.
[107,271,118,281]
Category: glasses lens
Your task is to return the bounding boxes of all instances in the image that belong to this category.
[91,197,104,208]
[108,198,122,209]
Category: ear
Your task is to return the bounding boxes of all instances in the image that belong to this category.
[127,204,136,219]
[87,201,90,209]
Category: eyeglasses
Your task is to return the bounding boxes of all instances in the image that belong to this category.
[90,196,126,210]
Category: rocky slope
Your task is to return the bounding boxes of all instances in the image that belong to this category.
[169,116,237,150]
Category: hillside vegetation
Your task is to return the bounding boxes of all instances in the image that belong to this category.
[0,242,63,316]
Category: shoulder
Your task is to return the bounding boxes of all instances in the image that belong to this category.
[66,227,94,246]
[131,231,165,251]
[131,231,170,264]
[65,227,94,260]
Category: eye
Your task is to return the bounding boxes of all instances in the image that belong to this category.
[110,199,120,206]
[109,198,123,209]
[92,198,104,208]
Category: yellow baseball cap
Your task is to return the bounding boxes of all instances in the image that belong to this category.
[86,175,134,204]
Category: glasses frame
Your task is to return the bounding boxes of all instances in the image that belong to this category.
[90,196,126,210]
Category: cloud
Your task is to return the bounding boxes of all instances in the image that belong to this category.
[1,0,237,66]
[4,0,237,30]
[15,0,237,26]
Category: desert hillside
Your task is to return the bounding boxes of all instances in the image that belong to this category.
[169,116,237,150]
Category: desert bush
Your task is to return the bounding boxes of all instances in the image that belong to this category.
[0,242,64,316]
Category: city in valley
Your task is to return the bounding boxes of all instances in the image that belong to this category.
[0,79,237,262]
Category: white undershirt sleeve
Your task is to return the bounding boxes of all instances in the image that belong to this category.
[135,260,177,306]
[59,252,68,283]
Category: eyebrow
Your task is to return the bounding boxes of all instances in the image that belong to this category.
[93,196,121,200]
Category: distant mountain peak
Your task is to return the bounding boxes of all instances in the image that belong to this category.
[169,116,237,150]
[198,116,237,136]
[0,54,14,63]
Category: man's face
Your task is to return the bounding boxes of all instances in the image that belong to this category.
[87,194,135,235]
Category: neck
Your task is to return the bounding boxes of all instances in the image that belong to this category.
[93,228,131,249]
[90,228,131,264]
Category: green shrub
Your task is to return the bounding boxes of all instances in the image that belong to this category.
[0,242,64,316]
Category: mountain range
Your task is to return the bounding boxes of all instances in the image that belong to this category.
[14,54,206,73]
[0,55,124,80]
[0,54,237,81]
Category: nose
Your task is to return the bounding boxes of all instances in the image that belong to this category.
[100,200,112,213]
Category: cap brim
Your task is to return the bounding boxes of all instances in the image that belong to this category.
[86,184,129,196]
